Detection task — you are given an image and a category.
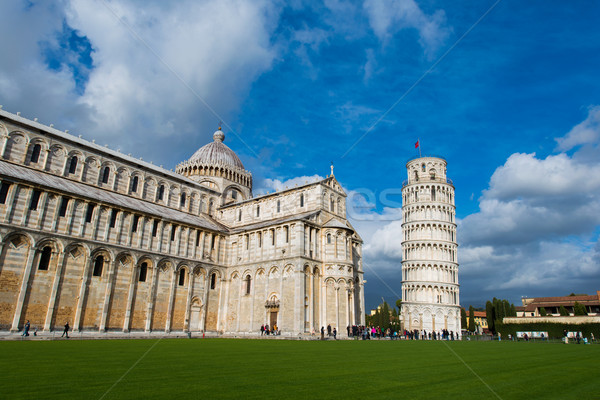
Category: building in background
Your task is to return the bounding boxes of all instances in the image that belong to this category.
[400,156,460,335]
[464,309,488,334]
[517,292,600,317]
[0,109,364,336]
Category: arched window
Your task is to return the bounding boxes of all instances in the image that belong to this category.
[208,200,214,216]
[238,209,242,221]
[157,185,165,201]
[38,246,52,270]
[422,163,426,172]
[245,275,251,295]
[101,167,110,184]
[68,156,78,174]
[327,233,332,244]
[256,205,260,217]
[277,200,280,213]
[284,226,289,243]
[180,193,186,207]
[300,193,304,207]
[330,196,335,212]
[139,262,148,282]
[210,273,216,290]
[93,255,104,276]
[257,232,262,248]
[178,269,186,286]
[30,144,41,163]
[131,176,139,193]
[431,187,436,201]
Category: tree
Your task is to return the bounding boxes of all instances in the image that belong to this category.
[461,308,467,330]
[559,306,570,316]
[539,307,547,316]
[396,299,402,313]
[573,302,588,316]
[486,301,495,333]
[381,302,391,330]
[468,305,476,333]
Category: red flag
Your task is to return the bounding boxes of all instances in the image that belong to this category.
[415,140,419,149]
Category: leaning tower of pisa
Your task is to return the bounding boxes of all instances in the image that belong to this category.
[401,156,460,336]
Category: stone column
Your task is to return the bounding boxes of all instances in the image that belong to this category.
[201,273,209,332]
[156,221,164,252]
[35,191,50,230]
[99,258,118,331]
[216,274,227,333]
[136,216,146,248]
[3,183,19,224]
[0,134,10,157]
[122,264,139,332]
[344,289,349,334]
[19,187,34,226]
[91,206,103,241]
[335,286,340,331]
[320,279,326,329]
[10,246,37,331]
[308,269,314,331]
[165,269,177,332]
[44,250,67,331]
[145,266,160,332]
[183,269,194,332]
[73,256,94,332]
[116,211,126,244]
[42,148,51,171]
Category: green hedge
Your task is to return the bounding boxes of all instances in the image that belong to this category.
[497,321,600,339]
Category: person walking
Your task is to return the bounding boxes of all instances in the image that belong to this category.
[22,320,30,337]
[260,324,265,336]
[62,322,70,338]
[333,327,337,340]
[327,324,332,337]
[321,326,325,340]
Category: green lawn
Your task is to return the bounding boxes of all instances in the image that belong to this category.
[1,338,598,399]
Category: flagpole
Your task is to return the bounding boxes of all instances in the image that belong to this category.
[418,138,422,158]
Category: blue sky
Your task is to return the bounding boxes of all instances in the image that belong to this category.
[1,0,599,310]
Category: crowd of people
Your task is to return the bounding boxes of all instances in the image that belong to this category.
[260,324,280,336]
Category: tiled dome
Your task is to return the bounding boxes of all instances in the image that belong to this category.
[187,128,245,170]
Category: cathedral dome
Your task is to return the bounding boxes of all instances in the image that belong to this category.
[187,128,245,170]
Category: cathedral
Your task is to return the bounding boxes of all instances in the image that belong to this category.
[0,108,365,336]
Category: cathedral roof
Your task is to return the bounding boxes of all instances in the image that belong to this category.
[0,161,229,233]
[187,128,245,170]
[323,217,352,230]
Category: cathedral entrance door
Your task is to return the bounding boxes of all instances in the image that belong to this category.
[270,311,278,329]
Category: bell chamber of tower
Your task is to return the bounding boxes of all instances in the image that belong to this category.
[400,156,461,336]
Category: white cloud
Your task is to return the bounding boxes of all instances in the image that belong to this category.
[363,0,450,57]
[555,106,600,151]
[0,0,281,166]
[256,175,325,195]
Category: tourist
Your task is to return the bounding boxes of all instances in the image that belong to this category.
[327,324,332,337]
[260,324,264,336]
[321,326,325,340]
[333,327,337,340]
[22,320,30,337]
[62,322,70,338]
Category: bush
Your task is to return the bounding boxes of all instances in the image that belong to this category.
[559,306,570,316]
[539,307,547,316]
[497,321,600,339]
[574,302,588,316]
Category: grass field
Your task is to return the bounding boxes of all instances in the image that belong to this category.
[1,338,598,399]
